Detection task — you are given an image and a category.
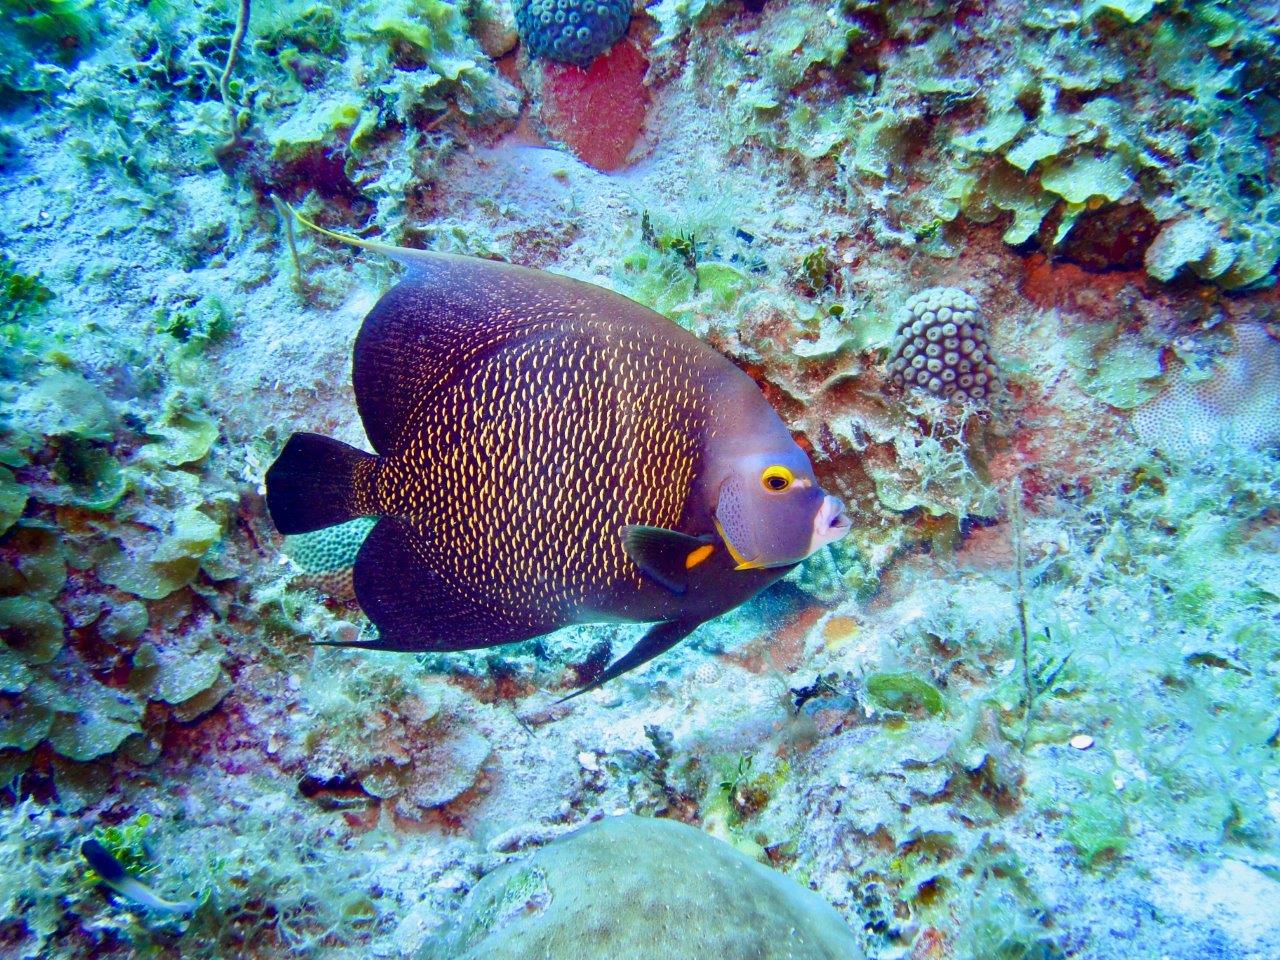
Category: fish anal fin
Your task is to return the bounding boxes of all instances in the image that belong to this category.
[556,618,701,704]
[622,525,716,595]
[353,518,547,652]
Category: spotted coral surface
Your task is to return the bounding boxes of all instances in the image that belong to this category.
[887,288,1000,403]
[515,0,631,67]
[1134,323,1280,458]
[283,516,375,598]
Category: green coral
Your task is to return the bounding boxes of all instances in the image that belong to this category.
[284,516,376,574]
[865,671,946,716]
[1063,320,1165,409]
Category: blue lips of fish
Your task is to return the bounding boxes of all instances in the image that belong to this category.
[265,205,852,697]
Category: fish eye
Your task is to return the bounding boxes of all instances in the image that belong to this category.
[760,465,793,492]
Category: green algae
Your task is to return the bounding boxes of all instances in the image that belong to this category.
[0,467,27,535]
[866,671,946,716]
[690,0,1280,285]
[1063,321,1165,409]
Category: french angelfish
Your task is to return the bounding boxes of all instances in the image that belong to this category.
[265,206,851,698]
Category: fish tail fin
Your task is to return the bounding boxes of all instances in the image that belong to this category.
[266,433,379,535]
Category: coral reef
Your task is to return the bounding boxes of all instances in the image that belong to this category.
[418,814,865,959]
[1,0,1278,958]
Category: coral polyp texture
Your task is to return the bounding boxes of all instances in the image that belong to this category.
[515,0,632,67]
[282,516,375,599]
[887,288,999,402]
[1134,323,1280,458]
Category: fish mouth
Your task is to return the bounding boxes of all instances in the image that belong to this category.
[810,495,851,552]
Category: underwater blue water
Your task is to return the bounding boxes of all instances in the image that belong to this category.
[1,0,1278,958]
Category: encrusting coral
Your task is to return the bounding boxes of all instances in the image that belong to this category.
[282,516,375,599]
[1133,323,1280,459]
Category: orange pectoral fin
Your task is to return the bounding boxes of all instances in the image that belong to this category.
[684,544,715,569]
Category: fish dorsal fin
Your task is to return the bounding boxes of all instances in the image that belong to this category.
[277,197,695,455]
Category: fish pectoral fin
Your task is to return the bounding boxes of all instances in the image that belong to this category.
[556,618,702,704]
[621,525,716,595]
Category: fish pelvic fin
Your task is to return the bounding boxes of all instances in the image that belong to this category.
[265,433,379,535]
[556,618,702,704]
[352,518,553,653]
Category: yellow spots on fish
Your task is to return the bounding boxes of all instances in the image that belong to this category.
[369,317,710,624]
[685,544,715,569]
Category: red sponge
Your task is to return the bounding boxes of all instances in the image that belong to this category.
[539,38,649,172]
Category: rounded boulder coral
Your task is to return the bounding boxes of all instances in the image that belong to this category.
[515,0,631,67]
[888,287,999,403]
[282,516,376,599]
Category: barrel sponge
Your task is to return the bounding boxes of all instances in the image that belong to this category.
[888,287,1000,404]
[515,0,631,67]
[418,814,865,960]
[1134,324,1280,460]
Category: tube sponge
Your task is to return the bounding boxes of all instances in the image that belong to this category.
[515,0,631,67]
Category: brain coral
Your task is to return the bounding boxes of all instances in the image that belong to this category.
[1134,324,1280,460]
[888,287,999,403]
[418,814,864,959]
[515,0,631,67]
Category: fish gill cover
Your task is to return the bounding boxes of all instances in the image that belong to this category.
[0,0,1277,959]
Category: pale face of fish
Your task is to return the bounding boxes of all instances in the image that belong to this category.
[714,446,851,569]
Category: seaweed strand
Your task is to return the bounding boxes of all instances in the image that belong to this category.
[1010,475,1033,750]
[215,0,252,158]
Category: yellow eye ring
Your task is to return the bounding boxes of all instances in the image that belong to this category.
[760,465,794,492]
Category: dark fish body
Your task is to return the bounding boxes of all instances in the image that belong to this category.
[267,243,849,694]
